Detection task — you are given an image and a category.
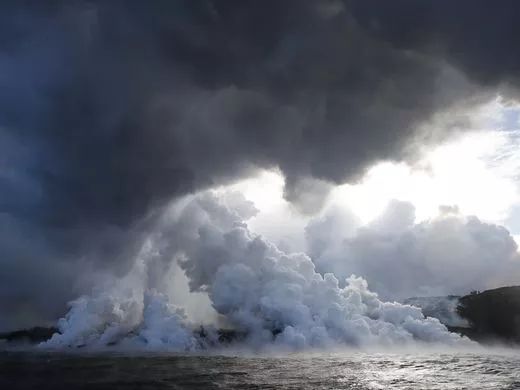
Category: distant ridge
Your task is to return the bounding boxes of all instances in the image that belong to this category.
[406,286,520,344]
[456,285,520,343]
[0,326,58,344]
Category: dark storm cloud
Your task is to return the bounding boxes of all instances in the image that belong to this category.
[0,0,519,330]
[349,0,520,87]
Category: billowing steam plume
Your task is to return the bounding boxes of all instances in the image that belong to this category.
[43,192,470,350]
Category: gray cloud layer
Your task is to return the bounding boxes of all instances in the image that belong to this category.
[1,0,520,330]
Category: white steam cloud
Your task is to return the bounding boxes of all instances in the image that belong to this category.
[42,192,472,351]
[308,200,520,301]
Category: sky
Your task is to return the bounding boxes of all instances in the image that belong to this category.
[2,0,520,339]
[233,97,520,237]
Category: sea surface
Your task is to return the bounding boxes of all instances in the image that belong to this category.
[1,349,519,389]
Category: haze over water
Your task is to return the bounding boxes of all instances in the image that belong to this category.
[2,350,520,389]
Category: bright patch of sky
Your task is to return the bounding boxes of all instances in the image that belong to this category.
[218,97,520,247]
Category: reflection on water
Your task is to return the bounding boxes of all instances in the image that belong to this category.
[1,350,519,389]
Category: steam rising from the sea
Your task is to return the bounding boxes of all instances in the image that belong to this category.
[43,191,470,350]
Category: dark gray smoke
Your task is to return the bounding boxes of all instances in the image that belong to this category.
[1,0,519,330]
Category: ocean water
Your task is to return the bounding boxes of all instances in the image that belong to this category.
[1,350,519,389]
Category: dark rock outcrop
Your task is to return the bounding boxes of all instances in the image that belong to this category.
[456,286,520,343]
[0,326,58,344]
